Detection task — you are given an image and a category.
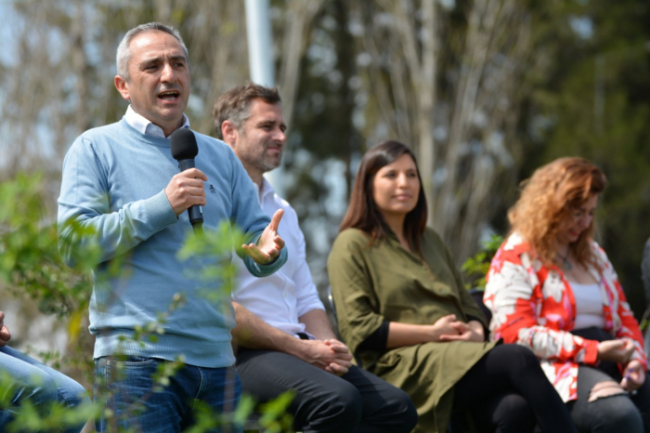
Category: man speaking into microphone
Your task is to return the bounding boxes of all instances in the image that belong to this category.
[57,23,286,432]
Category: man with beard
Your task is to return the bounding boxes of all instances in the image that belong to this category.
[213,83,418,433]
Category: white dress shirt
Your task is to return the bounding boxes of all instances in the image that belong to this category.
[231,178,325,336]
[123,105,190,138]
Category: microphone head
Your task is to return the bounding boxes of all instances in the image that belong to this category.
[170,128,199,161]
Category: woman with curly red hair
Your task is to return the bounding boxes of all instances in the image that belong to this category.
[484,157,649,432]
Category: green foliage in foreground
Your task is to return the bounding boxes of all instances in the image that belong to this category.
[0,174,296,432]
[0,173,97,318]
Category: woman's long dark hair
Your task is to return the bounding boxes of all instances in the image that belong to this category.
[339,140,428,255]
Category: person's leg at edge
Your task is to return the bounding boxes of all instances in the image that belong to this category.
[0,346,58,429]
[236,349,365,433]
[1,346,89,408]
[339,365,418,433]
[0,346,89,432]
[453,344,578,433]
[568,366,643,433]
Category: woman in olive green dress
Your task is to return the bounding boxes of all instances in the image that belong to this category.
[328,141,578,433]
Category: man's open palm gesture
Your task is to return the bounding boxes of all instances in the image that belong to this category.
[242,209,285,264]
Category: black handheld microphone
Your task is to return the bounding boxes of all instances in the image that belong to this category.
[170,129,204,233]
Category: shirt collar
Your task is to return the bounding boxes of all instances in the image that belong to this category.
[123,105,190,138]
[251,177,275,204]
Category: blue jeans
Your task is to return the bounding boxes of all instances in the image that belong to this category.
[94,356,242,433]
[0,345,90,433]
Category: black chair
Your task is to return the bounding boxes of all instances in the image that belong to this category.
[322,285,339,337]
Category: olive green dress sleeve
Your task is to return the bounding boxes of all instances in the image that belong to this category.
[327,229,384,354]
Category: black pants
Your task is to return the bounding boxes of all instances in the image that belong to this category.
[453,344,578,433]
[567,365,650,433]
[236,349,418,433]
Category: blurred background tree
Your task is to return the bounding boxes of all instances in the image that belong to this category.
[1,0,649,402]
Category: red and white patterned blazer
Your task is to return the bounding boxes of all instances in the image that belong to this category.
[483,233,646,402]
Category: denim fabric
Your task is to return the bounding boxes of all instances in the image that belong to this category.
[94,357,242,433]
[567,365,647,433]
[0,345,90,433]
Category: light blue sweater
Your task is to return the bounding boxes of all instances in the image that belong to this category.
[58,119,287,368]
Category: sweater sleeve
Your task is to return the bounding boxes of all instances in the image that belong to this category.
[328,230,385,354]
[484,244,599,365]
[57,135,178,267]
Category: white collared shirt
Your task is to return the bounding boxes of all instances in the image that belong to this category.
[123,105,190,138]
[231,178,325,336]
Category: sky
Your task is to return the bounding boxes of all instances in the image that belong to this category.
[0,2,18,67]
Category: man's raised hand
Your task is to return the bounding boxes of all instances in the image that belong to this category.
[242,209,285,264]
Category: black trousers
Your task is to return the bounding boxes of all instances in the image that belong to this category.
[453,344,578,433]
[236,349,418,433]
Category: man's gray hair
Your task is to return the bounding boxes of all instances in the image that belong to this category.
[116,22,189,82]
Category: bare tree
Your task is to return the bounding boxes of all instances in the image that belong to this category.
[353,0,531,262]
[276,0,327,129]
[435,0,528,261]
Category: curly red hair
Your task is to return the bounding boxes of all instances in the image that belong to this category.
[508,157,607,267]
